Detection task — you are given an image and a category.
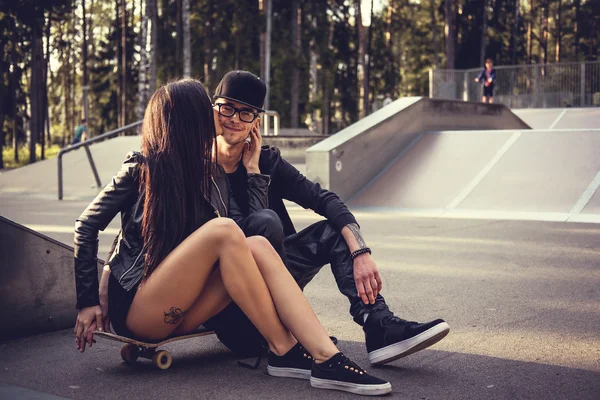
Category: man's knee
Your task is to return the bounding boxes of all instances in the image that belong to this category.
[243,209,284,243]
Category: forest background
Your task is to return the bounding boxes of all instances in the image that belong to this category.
[0,0,599,168]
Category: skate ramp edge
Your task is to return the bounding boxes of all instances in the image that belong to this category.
[0,216,103,341]
[305,97,531,201]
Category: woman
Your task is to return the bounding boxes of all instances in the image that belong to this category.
[73,79,391,396]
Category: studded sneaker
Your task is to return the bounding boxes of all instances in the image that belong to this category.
[310,352,391,396]
[267,341,313,379]
[365,314,450,365]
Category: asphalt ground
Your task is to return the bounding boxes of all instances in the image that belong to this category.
[1,213,599,400]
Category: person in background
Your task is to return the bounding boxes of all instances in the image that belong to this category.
[72,119,88,145]
[382,93,393,107]
[474,58,496,104]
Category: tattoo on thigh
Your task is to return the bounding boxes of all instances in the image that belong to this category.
[164,307,187,324]
[348,223,367,249]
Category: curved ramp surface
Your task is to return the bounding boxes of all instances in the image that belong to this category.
[513,108,600,129]
[350,129,600,223]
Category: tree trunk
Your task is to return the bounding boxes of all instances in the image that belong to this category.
[527,0,533,63]
[290,0,300,129]
[430,0,440,69]
[355,0,365,118]
[575,0,580,60]
[512,0,520,65]
[363,0,373,116]
[82,0,89,132]
[29,17,44,164]
[44,12,52,148]
[182,0,191,78]
[479,0,487,66]
[0,40,5,169]
[542,0,548,64]
[116,0,122,126]
[176,0,182,77]
[445,0,456,68]
[137,0,148,120]
[148,0,157,92]
[555,0,561,62]
[121,0,127,126]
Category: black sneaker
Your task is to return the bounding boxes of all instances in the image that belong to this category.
[311,352,391,396]
[267,341,313,380]
[365,314,450,365]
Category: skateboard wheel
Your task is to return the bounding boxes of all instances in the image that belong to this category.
[120,343,139,363]
[152,350,172,370]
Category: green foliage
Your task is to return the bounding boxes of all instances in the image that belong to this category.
[1,144,62,170]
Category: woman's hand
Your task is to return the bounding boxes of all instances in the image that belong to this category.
[242,120,262,174]
[74,306,103,352]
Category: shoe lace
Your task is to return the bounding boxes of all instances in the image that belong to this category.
[328,354,367,375]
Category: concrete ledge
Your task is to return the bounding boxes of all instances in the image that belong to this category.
[262,136,326,163]
[0,216,103,340]
[306,97,531,201]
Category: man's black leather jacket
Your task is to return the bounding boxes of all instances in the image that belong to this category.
[73,151,270,310]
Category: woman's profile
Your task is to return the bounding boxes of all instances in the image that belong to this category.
[73,79,391,395]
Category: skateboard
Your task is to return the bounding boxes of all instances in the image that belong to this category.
[94,327,215,370]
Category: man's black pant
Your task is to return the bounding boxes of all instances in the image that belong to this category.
[204,209,390,356]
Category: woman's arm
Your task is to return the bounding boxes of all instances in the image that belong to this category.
[74,152,139,309]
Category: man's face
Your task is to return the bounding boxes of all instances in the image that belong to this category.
[214,98,259,146]
[486,61,493,69]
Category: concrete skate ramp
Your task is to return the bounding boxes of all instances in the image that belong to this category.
[350,129,600,222]
[306,97,530,201]
[513,108,600,129]
[0,136,142,201]
[0,216,103,340]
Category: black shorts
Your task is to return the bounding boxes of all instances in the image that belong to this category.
[107,273,139,338]
[483,83,494,97]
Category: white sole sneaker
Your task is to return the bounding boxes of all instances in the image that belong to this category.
[368,322,450,365]
[311,377,392,396]
[267,365,311,380]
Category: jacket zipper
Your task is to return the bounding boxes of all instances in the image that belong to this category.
[211,176,227,217]
[118,246,145,285]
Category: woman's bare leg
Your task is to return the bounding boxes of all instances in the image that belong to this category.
[125,218,296,354]
[247,236,339,363]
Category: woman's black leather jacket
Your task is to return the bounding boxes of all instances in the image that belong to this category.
[73,151,270,309]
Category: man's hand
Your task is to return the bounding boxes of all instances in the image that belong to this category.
[353,253,383,305]
[242,120,262,174]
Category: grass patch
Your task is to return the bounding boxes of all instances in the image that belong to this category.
[2,144,62,170]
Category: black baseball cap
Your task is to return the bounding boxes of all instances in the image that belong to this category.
[213,70,266,112]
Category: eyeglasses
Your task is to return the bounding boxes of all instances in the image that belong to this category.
[214,103,259,123]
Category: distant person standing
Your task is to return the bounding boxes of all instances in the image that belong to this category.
[382,93,393,107]
[72,119,88,145]
[474,59,496,104]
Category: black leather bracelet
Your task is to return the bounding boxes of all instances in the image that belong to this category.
[350,247,372,260]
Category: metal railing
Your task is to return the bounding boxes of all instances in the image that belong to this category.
[429,61,600,108]
[57,121,142,200]
[57,110,280,200]
[262,110,280,136]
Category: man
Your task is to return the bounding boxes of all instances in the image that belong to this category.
[474,58,496,104]
[207,70,449,366]
[72,118,88,145]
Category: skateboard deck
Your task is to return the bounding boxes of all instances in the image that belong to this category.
[94,327,215,370]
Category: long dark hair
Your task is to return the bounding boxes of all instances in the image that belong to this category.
[139,79,216,280]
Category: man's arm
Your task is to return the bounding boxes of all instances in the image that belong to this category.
[277,156,382,304]
[341,223,383,305]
